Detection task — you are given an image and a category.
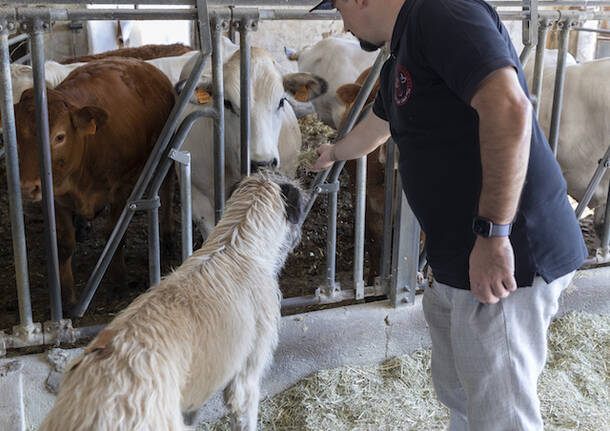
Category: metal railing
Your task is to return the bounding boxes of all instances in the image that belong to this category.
[0,1,609,355]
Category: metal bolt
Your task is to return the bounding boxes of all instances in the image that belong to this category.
[315,187,322,194]
[129,204,137,210]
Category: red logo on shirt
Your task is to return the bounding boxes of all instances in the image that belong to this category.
[394,64,413,106]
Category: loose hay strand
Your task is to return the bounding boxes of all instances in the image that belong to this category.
[198,312,610,431]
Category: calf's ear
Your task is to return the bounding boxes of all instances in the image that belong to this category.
[71,106,108,135]
[336,83,362,105]
[283,73,328,102]
[280,182,303,225]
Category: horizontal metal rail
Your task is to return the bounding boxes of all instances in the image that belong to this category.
[4,7,609,22]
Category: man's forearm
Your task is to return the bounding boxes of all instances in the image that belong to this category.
[472,68,532,224]
[333,110,391,161]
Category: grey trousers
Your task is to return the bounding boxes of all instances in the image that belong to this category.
[422,271,575,431]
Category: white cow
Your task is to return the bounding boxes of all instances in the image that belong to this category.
[7,52,199,106]
[9,61,85,104]
[524,54,610,223]
[290,36,379,128]
[178,38,327,239]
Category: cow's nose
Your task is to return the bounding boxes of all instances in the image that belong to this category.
[22,181,42,200]
[250,158,279,172]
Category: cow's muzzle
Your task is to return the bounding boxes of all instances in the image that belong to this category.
[21,180,42,201]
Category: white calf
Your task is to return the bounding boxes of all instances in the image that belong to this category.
[38,172,305,431]
[178,41,327,239]
[289,36,379,128]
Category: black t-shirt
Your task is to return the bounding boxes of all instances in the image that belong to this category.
[372,0,587,289]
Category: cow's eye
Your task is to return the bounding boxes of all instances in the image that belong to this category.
[224,99,237,114]
[55,133,65,144]
[278,97,287,110]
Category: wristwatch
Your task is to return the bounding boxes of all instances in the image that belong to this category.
[472,216,512,238]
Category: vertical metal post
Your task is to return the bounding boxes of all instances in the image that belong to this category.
[532,18,550,118]
[147,197,160,287]
[0,27,33,328]
[353,155,366,299]
[211,15,225,223]
[238,17,251,177]
[325,174,339,295]
[30,21,63,321]
[548,19,572,157]
[180,153,193,261]
[521,0,538,65]
[389,177,420,307]
[380,138,396,281]
[601,184,610,250]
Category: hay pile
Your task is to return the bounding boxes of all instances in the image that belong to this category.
[198,312,609,431]
[297,114,337,172]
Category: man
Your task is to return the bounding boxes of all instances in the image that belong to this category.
[310,0,587,430]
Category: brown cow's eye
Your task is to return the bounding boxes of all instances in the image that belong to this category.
[55,134,65,143]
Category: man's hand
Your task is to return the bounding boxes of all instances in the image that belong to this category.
[311,143,336,172]
[469,236,517,303]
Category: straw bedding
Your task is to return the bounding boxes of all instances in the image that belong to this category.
[198,311,609,431]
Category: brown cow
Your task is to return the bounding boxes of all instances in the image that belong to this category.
[15,57,175,304]
[61,43,192,64]
[337,68,424,284]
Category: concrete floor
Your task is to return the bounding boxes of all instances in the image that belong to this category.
[1,266,609,430]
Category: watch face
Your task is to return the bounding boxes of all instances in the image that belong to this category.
[473,218,491,237]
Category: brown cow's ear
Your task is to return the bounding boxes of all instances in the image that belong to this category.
[336,84,362,105]
[71,106,108,135]
[283,73,328,102]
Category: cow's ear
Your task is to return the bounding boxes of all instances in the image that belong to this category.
[280,182,303,225]
[336,83,362,106]
[71,106,108,135]
[283,73,328,102]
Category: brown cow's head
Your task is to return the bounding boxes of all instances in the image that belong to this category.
[15,89,108,201]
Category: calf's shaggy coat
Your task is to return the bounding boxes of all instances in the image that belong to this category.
[39,172,305,431]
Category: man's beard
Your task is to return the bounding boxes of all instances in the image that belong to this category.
[358,38,383,52]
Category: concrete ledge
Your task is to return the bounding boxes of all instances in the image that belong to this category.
[0,361,25,431]
[2,267,609,429]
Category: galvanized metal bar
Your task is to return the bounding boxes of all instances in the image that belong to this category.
[573,27,610,35]
[353,155,366,298]
[519,43,534,66]
[324,176,339,295]
[237,13,255,177]
[147,197,161,287]
[13,0,610,7]
[575,144,610,219]
[172,150,193,261]
[8,32,28,46]
[0,29,33,328]
[532,18,550,118]
[72,46,213,317]
[389,179,420,307]
[601,184,610,249]
[380,138,396,281]
[521,0,538,47]
[30,23,63,322]
[548,19,572,157]
[211,15,226,223]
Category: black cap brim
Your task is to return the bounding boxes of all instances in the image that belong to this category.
[309,0,334,12]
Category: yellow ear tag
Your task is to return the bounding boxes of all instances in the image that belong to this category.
[294,85,309,102]
[196,88,212,104]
